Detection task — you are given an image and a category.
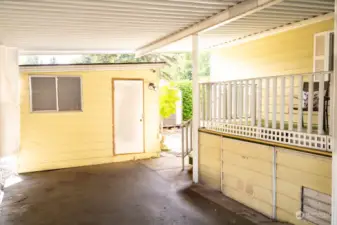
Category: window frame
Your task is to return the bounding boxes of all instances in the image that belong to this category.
[29,75,83,113]
[313,30,334,81]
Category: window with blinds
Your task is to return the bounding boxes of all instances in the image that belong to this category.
[313,31,334,81]
[30,76,82,112]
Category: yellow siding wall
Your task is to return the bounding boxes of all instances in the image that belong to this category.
[210,19,334,127]
[19,69,160,173]
[211,19,334,81]
[221,137,273,217]
[276,148,331,225]
[199,132,221,190]
[199,131,332,225]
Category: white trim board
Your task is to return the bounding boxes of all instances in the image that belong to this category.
[20,63,166,73]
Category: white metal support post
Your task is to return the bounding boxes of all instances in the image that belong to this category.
[192,34,199,183]
[332,2,337,224]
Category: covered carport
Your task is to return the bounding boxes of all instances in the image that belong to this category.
[1,0,337,224]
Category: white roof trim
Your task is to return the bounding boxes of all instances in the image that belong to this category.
[20,63,166,73]
[209,12,334,50]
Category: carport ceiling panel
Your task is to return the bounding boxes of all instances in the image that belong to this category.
[0,0,242,52]
[203,0,335,48]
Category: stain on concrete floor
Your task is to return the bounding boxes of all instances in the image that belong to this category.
[0,161,255,225]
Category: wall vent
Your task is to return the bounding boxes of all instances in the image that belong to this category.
[300,187,331,225]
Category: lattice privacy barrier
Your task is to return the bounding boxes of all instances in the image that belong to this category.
[202,122,331,152]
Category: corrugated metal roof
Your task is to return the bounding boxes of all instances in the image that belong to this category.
[203,0,335,48]
[0,0,241,52]
[160,0,334,51]
[0,0,334,53]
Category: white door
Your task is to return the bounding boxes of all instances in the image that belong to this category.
[113,80,144,154]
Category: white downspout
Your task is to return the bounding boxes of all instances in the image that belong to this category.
[331,3,337,224]
[192,34,199,183]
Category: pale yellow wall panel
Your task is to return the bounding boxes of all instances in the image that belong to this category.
[19,149,113,164]
[199,148,221,168]
[277,178,303,201]
[277,208,312,225]
[222,184,273,217]
[222,137,273,162]
[277,148,332,178]
[211,19,334,81]
[222,174,273,205]
[199,132,221,190]
[222,150,272,176]
[19,69,160,172]
[222,163,272,191]
[277,165,331,195]
[200,164,220,180]
[200,171,221,190]
[277,192,302,219]
[19,152,160,173]
[199,132,221,149]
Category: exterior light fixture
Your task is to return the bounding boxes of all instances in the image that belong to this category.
[148,83,157,91]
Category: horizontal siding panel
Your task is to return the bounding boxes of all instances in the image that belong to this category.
[199,132,221,149]
[277,179,302,201]
[19,70,160,172]
[200,149,221,167]
[276,192,301,218]
[276,208,311,225]
[277,148,331,178]
[200,171,220,190]
[222,150,272,176]
[222,138,272,162]
[222,184,273,217]
[20,149,113,163]
[222,163,272,191]
[222,175,273,204]
[199,132,221,190]
[277,165,331,195]
[199,164,220,180]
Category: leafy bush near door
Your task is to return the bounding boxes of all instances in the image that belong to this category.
[176,81,192,121]
[159,83,180,119]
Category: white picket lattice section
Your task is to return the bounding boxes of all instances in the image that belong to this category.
[203,122,328,151]
[200,71,332,152]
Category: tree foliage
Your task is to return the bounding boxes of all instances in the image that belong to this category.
[75,52,210,81]
[159,83,180,119]
[22,56,41,65]
[176,81,192,121]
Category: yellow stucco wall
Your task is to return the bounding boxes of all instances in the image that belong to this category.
[211,19,334,81]
[199,131,332,225]
[19,69,161,173]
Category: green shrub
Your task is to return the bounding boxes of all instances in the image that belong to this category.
[159,83,180,119]
[176,81,192,121]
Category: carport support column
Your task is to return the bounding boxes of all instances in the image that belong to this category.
[0,46,20,172]
[332,2,337,224]
[192,35,199,183]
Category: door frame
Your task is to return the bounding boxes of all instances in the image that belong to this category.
[112,78,145,155]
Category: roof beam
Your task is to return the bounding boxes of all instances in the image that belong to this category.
[135,0,284,56]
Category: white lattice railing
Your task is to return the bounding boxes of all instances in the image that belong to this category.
[199,71,333,152]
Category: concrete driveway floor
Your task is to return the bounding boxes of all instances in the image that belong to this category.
[0,161,255,225]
